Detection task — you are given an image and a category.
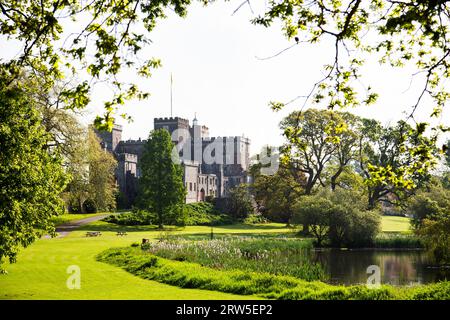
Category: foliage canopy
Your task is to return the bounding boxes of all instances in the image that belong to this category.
[0,72,67,271]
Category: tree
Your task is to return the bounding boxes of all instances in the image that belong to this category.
[63,126,117,213]
[358,120,437,209]
[280,109,353,194]
[0,0,196,130]
[416,215,450,264]
[255,1,447,190]
[226,184,255,221]
[407,178,450,229]
[407,177,450,263]
[2,1,447,125]
[64,135,89,213]
[138,129,186,228]
[328,112,361,191]
[0,72,67,272]
[255,1,450,134]
[251,163,305,223]
[87,128,117,212]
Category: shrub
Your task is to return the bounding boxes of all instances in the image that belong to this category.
[103,210,156,225]
[407,180,450,263]
[103,203,233,226]
[292,189,381,248]
[292,196,333,246]
[417,216,450,264]
[339,209,380,248]
[407,180,450,229]
[243,213,268,224]
[83,198,97,213]
[182,202,233,226]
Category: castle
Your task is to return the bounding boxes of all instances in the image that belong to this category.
[96,116,251,207]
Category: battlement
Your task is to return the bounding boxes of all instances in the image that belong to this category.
[154,117,189,124]
[200,136,250,143]
[119,139,146,145]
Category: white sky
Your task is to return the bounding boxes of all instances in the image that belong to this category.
[2,0,449,154]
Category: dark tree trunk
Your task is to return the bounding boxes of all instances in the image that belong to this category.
[158,208,163,229]
[368,187,380,210]
[330,166,344,191]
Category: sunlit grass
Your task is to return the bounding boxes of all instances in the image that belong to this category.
[0,222,289,300]
[50,212,115,226]
[381,216,412,233]
[0,216,414,300]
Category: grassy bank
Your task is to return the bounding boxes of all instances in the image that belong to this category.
[97,247,450,300]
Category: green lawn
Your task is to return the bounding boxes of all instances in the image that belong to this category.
[381,216,412,233]
[0,222,291,300]
[0,217,410,300]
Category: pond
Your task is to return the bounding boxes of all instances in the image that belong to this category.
[311,249,450,286]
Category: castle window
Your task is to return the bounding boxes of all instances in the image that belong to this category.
[189,182,192,191]
[194,183,196,191]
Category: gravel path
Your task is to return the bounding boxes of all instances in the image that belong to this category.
[54,214,110,238]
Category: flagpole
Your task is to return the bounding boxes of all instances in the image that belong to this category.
[170,73,173,117]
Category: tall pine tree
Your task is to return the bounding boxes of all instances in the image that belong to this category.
[139,129,186,228]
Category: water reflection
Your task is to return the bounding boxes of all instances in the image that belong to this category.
[311,249,450,285]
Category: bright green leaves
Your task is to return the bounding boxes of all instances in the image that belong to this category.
[366,164,415,190]
[138,58,162,77]
[0,0,193,132]
[280,109,358,194]
[362,121,438,208]
[60,81,90,110]
[253,0,449,132]
[280,108,438,208]
[0,72,68,270]
[269,101,285,111]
